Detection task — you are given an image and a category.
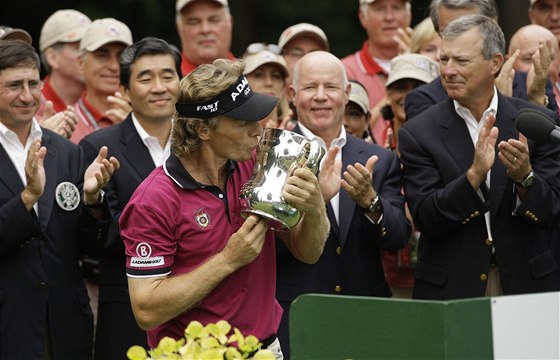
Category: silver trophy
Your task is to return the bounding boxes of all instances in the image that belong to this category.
[240,128,325,231]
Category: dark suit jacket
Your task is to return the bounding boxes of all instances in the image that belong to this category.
[276,127,411,356]
[405,72,558,121]
[399,93,560,300]
[0,128,101,359]
[79,114,151,358]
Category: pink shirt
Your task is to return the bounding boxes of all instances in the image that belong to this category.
[120,153,281,348]
[341,41,389,145]
[70,93,115,144]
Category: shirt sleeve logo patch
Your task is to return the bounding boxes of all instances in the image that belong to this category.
[131,242,163,268]
[195,209,211,229]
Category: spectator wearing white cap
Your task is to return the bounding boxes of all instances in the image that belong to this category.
[175,0,235,75]
[242,43,292,129]
[71,18,133,144]
[39,10,91,114]
[341,0,412,145]
[343,80,374,143]
[529,0,560,46]
[278,23,329,92]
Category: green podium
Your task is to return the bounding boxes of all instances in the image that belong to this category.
[289,292,560,359]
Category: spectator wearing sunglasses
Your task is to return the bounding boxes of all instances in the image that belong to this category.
[242,43,293,129]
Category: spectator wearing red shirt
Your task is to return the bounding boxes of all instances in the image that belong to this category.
[175,0,236,76]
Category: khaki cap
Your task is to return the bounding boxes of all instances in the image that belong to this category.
[79,18,132,52]
[278,23,329,51]
[40,10,92,52]
[349,81,370,114]
[243,49,288,78]
[386,53,439,88]
[0,26,32,44]
[176,0,228,13]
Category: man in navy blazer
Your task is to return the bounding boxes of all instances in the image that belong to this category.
[399,15,560,300]
[79,37,181,359]
[405,0,558,120]
[0,40,118,359]
[276,51,411,358]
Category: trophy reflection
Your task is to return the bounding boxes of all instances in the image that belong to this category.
[240,128,325,231]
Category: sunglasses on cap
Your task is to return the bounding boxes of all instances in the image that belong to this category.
[245,42,281,56]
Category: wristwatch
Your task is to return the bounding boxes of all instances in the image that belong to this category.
[366,195,382,214]
[516,171,535,188]
[84,190,105,208]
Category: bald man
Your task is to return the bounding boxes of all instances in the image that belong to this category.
[509,24,560,109]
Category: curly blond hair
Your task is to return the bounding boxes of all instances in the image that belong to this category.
[172,59,245,157]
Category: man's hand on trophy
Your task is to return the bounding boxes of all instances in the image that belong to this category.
[282,167,325,215]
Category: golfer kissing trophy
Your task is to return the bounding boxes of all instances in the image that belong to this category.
[240,128,325,231]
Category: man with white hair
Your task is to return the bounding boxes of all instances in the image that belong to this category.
[277,50,410,357]
[175,0,236,75]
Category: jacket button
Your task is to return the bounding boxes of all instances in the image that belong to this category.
[485,238,493,246]
[480,274,487,282]
[39,282,48,288]
[474,211,480,216]
[334,285,342,293]
[336,246,342,255]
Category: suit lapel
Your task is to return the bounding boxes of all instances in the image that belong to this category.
[0,144,24,195]
[120,117,156,180]
[38,132,57,228]
[440,100,476,173]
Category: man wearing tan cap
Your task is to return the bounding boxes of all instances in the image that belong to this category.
[175,0,235,75]
[39,10,92,114]
[71,18,133,144]
[278,23,329,91]
[342,0,412,145]
[529,0,560,46]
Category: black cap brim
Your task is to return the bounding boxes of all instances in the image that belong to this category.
[223,92,279,122]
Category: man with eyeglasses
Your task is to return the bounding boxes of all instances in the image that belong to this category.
[175,0,236,76]
[342,0,412,145]
[0,40,119,359]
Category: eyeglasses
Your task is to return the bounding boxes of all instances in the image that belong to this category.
[245,43,282,55]
[0,79,44,95]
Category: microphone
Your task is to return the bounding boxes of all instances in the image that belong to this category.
[515,108,560,144]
